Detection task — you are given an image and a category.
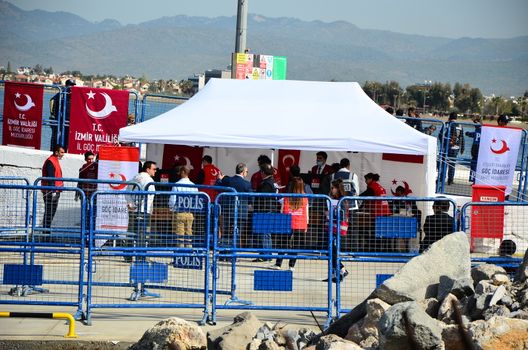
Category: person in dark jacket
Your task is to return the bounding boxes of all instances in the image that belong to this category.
[420,199,455,252]
[253,163,278,262]
[41,145,65,233]
[216,163,252,249]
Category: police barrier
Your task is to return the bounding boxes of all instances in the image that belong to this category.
[335,196,458,316]
[437,122,527,201]
[0,184,86,320]
[460,201,528,257]
[85,189,212,325]
[211,192,334,326]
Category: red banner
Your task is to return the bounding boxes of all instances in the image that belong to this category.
[68,87,129,155]
[277,149,301,188]
[2,82,43,149]
[162,145,204,182]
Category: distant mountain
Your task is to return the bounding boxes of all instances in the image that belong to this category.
[0,0,527,95]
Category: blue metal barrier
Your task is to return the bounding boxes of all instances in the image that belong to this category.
[84,189,212,325]
[211,192,334,327]
[335,196,458,316]
[0,184,87,320]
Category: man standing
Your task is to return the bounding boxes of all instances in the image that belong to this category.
[309,151,333,194]
[216,163,252,249]
[169,166,198,248]
[41,145,65,233]
[445,112,465,185]
[329,158,359,208]
[124,161,157,259]
[76,151,98,202]
[250,155,282,191]
[253,163,278,261]
[196,155,222,202]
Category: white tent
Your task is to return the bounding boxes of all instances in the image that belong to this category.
[119,79,435,156]
[119,79,437,198]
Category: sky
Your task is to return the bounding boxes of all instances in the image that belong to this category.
[8,0,528,39]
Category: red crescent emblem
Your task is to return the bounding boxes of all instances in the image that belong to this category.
[490,139,510,155]
[390,179,413,196]
[108,173,127,190]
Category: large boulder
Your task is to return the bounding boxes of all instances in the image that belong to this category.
[469,316,528,349]
[129,317,206,350]
[378,301,444,350]
[320,232,471,340]
[207,312,262,350]
[375,232,471,305]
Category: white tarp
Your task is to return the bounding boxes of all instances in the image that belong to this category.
[119,79,435,156]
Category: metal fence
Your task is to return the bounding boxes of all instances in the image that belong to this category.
[0,182,526,326]
[211,192,334,326]
[84,188,213,325]
[0,184,86,320]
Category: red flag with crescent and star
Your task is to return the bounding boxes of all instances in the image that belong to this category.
[68,86,129,155]
[277,149,301,189]
[2,82,43,149]
[162,145,204,182]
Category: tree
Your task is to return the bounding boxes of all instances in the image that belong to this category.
[404,85,422,107]
[381,81,403,107]
[362,81,384,104]
[453,83,482,113]
[33,64,44,74]
[428,82,451,111]
[43,66,53,74]
[7,61,11,73]
[179,80,194,96]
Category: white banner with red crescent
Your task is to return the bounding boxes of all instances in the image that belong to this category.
[96,146,140,234]
[475,125,522,194]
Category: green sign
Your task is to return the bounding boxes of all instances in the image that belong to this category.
[272,56,287,80]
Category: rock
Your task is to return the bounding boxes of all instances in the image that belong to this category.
[248,339,262,350]
[375,232,471,305]
[419,298,440,318]
[437,276,474,301]
[469,316,528,349]
[488,285,507,307]
[471,264,507,287]
[259,339,280,350]
[510,310,528,320]
[491,273,511,286]
[482,305,510,320]
[438,293,459,324]
[297,329,317,349]
[129,317,206,350]
[315,334,363,350]
[378,301,444,350]
[515,248,528,283]
[345,298,390,344]
[207,312,262,350]
[359,335,378,349]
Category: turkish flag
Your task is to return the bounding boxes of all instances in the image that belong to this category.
[2,82,43,149]
[68,87,129,155]
[162,145,204,182]
[277,149,301,190]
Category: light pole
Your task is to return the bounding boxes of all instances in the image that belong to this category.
[235,0,249,54]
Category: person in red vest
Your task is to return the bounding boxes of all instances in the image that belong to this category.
[250,154,282,191]
[42,145,65,233]
[196,155,222,202]
[360,173,391,217]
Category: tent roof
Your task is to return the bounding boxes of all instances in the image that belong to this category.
[119,79,435,155]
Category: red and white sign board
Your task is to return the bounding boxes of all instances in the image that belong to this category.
[95,146,140,237]
[2,82,43,149]
[68,87,129,154]
[475,125,522,195]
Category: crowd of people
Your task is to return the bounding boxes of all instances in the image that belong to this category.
[40,147,456,282]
